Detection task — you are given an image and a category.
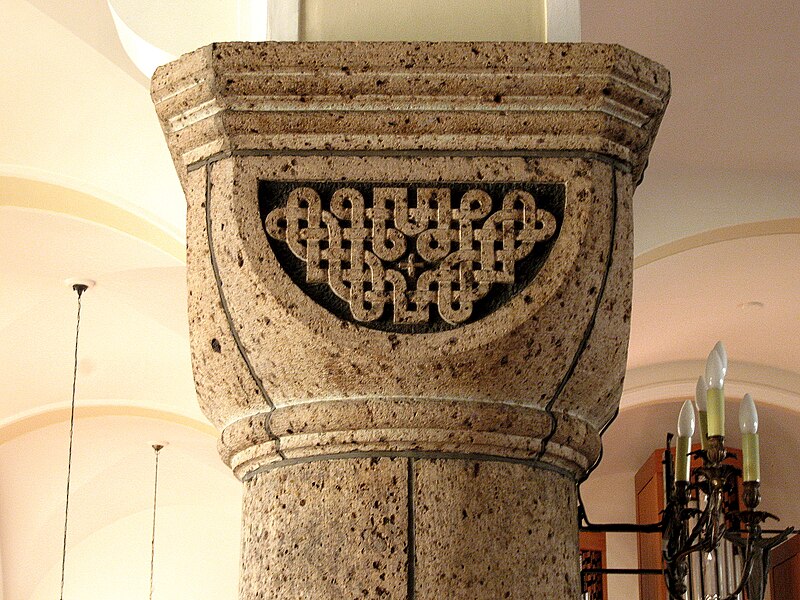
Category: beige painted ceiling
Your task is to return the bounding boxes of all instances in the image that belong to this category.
[1,1,798,599]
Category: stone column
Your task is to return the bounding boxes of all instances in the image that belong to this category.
[152,42,669,599]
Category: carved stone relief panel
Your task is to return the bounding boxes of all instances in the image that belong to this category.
[261,181,564,332]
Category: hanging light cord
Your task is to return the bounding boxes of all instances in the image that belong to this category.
[150,444,164,600]
[60,283,87,600]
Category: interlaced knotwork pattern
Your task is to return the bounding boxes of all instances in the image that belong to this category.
[264,186,557,325]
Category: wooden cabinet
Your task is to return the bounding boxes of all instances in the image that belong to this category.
[635,449,669,600]
[580,530,608,600]
[770,533,800,599]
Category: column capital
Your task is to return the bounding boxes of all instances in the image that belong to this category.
[153,41,669,183]
[153,42,669,481]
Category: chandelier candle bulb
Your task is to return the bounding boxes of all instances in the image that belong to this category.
[705,348,726,437]
[713,341,728,376]
[676,400,695,482]
[740,393,761,482]
[694,375,709,450]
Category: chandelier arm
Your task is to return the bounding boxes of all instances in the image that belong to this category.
[663,529,690,600]
[670,539,711,565]
[669,506,729,564]
[706,517,729,554]
[669,504,722,563]
[721,534,756,600]
[663,571,682,600]
[674,503,712,560]
[708,494,721,543]
[700,487,730,552]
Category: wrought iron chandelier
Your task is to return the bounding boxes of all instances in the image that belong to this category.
[580,341,795,600]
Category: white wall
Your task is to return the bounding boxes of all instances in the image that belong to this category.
[581,470,641,600]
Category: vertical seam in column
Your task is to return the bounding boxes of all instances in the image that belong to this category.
[205,162,285,459]
[407,457,416,600]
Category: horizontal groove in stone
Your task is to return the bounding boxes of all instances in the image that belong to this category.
[221,399,601,480]
[185,148,631,173]
[240,449,578,482]
[175,137,638,179]
[160,87,660,134]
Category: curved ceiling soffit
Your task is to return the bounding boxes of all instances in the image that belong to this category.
[621,360,800,414]
[625,217,800,411]
[0,176,185,262]
[107,0,175,79]
[0,403,216,446]
[106,0,265,78]
[634,217,800,269]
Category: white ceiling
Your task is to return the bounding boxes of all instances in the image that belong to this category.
[1,1,798,599]
[0,416,240,600]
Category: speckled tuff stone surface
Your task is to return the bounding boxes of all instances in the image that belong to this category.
[241,458,409,599]
[152,42,670,185]
[241,457,577,600]
[153,42,669,600]
[414,459,578,600]
[176,153,626,478]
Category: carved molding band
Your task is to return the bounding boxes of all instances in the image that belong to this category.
[261,181,563,331]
